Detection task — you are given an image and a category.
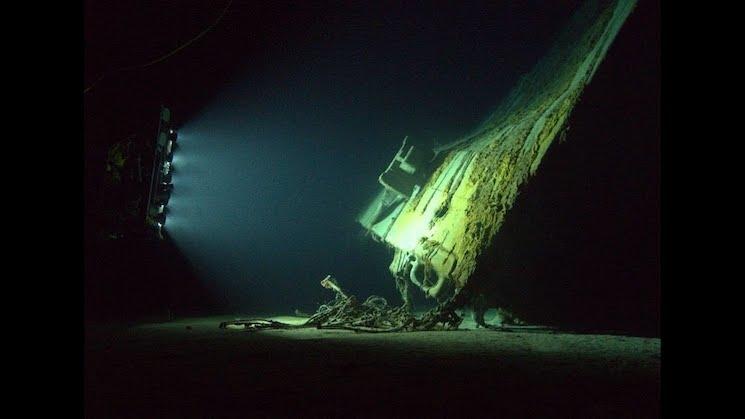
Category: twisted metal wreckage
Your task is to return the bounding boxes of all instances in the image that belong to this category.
[221,0,638,333]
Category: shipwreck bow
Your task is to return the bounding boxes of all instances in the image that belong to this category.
[358,0,638,303]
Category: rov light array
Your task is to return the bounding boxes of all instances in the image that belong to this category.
[145,107,178,239]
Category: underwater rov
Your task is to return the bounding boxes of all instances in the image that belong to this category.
[145,106,178,239]
[357,0,639,325]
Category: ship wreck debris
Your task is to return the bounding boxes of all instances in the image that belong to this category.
[221,276,550,333]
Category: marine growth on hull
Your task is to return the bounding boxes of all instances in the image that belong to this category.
[358,0,637,315]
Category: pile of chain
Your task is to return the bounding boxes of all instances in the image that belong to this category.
[308,275,464,332]
[305,294,414,332]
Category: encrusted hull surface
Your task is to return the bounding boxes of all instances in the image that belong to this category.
[359,0,638,299]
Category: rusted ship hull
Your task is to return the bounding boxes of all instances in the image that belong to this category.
[358,0,638,302]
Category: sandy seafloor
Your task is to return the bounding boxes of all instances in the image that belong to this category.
[85,314,660,418]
